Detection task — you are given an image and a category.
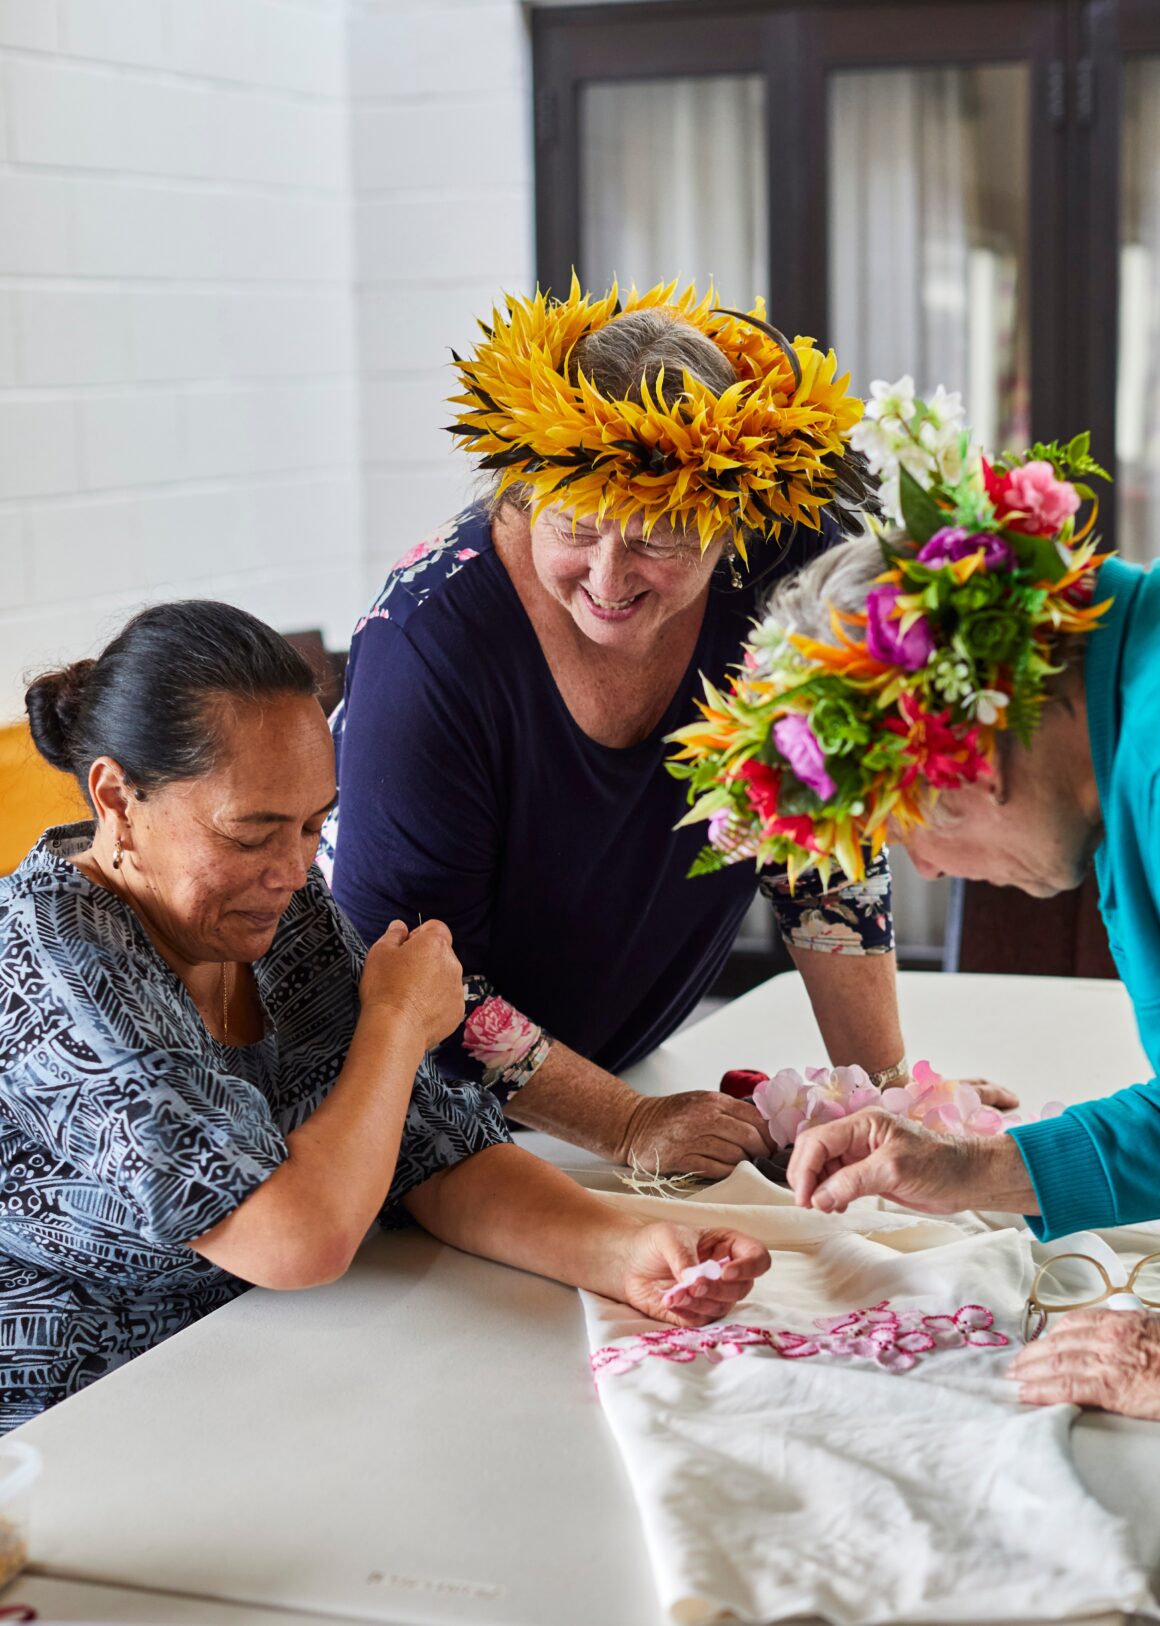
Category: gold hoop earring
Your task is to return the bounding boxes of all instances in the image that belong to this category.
[112,837,124,870]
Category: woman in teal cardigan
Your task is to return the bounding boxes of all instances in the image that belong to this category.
[666,387,1160,1419]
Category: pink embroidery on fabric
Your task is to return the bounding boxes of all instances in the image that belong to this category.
[590,1300,1009,1380]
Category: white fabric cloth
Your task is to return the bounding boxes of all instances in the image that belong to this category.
[582,1164,1156,1626]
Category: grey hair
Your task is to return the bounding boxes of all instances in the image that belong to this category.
[569,308,737,401]
[759,535,882,639]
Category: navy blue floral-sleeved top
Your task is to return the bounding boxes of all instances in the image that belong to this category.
[320,505,894,1103]
[0,824,511,1432]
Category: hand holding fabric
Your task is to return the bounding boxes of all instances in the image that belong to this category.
[1012,1309,1160,1419]
[619,1223,771,1327]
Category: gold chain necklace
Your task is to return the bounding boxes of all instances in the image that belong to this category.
[221,962,230,1041]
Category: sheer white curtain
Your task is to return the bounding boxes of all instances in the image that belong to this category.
[581,76,767,306]
[1117,59,1160,564]
[828,70,977,958]
[828,70,972,404]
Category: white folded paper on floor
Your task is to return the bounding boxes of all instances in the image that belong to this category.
[582,1164,1157,1626]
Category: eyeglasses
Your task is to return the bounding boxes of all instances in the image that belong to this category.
[1021,1239,1160,1343]
[542,522,703,563]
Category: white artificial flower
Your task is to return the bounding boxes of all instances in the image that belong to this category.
[849,416,901,475]
[934,434,966,484]
[969,690,1010,726]
[878,472,903,526]
[867,375,917,424]
[923,384,966,430]
[896,439,935,483]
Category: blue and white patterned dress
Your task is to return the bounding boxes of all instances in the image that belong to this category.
[0,824,511,1432]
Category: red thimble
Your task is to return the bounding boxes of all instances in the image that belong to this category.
[719,1069,769,1100]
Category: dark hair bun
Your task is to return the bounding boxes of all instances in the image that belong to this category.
[25,660,96,772]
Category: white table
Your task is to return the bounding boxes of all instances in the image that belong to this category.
[6,972,1158,1625]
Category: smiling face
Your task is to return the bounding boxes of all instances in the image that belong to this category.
[102,692,336,967]
[528,504,724,650]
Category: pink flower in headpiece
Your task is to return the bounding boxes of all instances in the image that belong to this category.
[865,585,935,671]
[983,459,1080,537]
[917,526,1014,571]
[772,714,837,802]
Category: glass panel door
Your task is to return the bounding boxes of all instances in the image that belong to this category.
[1117,56,1160,563]
[826,62,1032,956]
[579,75,768,306]
[828,64,1031,453]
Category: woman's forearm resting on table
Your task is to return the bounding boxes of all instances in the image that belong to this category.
[189,1006,428,1290]
[403,1142,773,1322]
[502,1039,642,1161]
[404,1142,639,1300]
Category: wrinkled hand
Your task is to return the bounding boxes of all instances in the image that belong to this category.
[885,1073,1015,1112]
[787,1108,990,1214]
[1011,1309,1160,1419]
[360,918,465,1051]
[620,1091,775,1179]
[619,1223,771,1327]
[957,1078,1020,1111]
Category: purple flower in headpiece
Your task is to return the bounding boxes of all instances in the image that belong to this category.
[865,585,936,671]
[917,526,1015,571]
[772,714,837,802]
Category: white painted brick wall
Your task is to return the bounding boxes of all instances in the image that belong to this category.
[348,0,534,592]
[0,0,364,721]
[0,0,538,720]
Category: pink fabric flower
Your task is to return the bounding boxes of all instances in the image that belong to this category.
[984,459,1081,536]
[462,995,539,1073]
[752,1064,878,1150]
[865,585,935,671]
[772,714,837,801]
[752,1068,811,1148]
[662,1257,726,1307]
[917,526,1014,571]
[881,1060,1005,1137]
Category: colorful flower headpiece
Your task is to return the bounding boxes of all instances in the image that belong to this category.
[668,377,1112,884]
[447,275,869,556]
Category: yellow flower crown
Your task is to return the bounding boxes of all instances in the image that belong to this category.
[448,276,867,556]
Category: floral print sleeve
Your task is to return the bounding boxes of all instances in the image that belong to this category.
[759,845,894,955]
[443,976,554,1107]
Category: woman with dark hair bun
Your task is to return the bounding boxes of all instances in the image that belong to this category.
[0,600,769,1431]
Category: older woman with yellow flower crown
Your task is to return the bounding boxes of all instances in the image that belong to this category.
[670,380,1160,1419]
[319,280,957,1178]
